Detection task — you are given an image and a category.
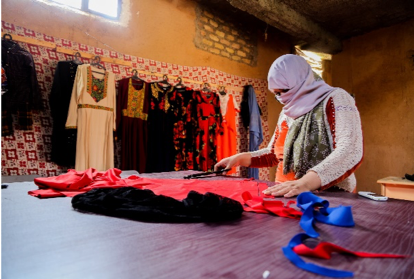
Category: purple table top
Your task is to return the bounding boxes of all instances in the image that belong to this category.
[2,171,414,279]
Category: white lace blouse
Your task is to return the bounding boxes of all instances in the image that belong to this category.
[250,89,363,192]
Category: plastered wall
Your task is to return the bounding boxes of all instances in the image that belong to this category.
[332,18,414,193]
[2,0,290,180]
[1,0,290,80]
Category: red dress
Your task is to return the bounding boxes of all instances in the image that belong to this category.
[217,94,239,174]
[116,78,150,173]
[195,91,222,171]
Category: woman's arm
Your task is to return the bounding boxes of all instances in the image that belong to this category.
[309,90,364,190]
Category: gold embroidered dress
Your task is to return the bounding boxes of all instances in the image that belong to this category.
[65,64,116,171]
[116,78,150,173]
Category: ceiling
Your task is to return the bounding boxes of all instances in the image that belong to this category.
[196,0,414,54]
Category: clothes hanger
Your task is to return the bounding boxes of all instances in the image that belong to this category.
[157,74,171,88]
[218,85,227,96]
[72,52,83,65]
[90,56,106,74]
[131,69,144,82]
[2,33,17,46]
[202,82,211,93]
[174,77,185,89]
[2,33,13,40]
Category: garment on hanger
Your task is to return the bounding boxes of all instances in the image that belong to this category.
[1,66,12,135]
[217,93,239,174]
[65,64,116,171]
[50,61,79,167]
[244,85,263,179]
[1,38,42,136]
[116,78,150,173]
[195,90,223,171]
[146,83,175,173]
[170,87,198,171]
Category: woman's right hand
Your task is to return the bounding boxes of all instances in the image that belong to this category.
[214,152,252,173]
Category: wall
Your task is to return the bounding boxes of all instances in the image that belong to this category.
[2,0,291,179]
[1,0,290,80]
[332,18,414,193]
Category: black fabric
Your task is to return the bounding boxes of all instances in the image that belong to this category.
[405,173,414,182]
[49,61,79,167]
[240,85,262,129]
[72,187,244,223]
[1,109,13,137]
[240,85,250,129]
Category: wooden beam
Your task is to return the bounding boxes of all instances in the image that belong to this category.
[1,32,56,49]
[224,0,342,54]
[56,47,131,67]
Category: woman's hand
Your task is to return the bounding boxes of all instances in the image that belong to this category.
[262,171,322,198]
[214,152,252,173]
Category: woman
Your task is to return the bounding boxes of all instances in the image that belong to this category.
[214,54,363,197]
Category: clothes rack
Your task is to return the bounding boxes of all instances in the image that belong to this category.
[1,31,254,92]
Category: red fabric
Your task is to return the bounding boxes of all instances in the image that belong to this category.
[29,169,270,205]
[250,126,279,168]
[242,191,302,219]
[135,177,269,205]
[326,97,336,149]
[29,168,304,220]
[29,168,144,198]
[293,242,409,259]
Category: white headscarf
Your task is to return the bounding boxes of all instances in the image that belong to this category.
[267,54,334,119]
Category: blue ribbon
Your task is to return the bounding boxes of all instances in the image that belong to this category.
[282,192,355,277]
[296,192,355,237]
[282,233,354,278]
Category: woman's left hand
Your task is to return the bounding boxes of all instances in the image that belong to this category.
[262,171,322,198]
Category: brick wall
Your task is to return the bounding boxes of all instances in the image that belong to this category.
[194,5,258,66]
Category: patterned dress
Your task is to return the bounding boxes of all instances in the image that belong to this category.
[170,87,198,171]
[116,78,150,173]
[66,64,116,171]
[195,91,222,171]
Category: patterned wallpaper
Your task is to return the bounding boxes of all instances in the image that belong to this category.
[1,21,271,180]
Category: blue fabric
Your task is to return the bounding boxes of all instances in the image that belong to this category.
[282,233,354,278]
[281,192,356,277]
[246,85,263,179]
[296,192,355,237]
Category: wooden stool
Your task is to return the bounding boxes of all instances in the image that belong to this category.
[377,176,414,201]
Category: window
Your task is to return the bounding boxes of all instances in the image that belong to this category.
[51,0,121,19]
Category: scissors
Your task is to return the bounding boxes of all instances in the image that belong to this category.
[183,168,231,179]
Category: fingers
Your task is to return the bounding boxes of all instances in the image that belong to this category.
[262,181,307,198]
[283,189,299,198]
[214,159,229,171]
[263,184,289,196]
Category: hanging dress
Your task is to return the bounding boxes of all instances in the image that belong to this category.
[171,87,198,171]
[50,61,79,167]
[195,91,222,171]
[146,83,175,173]
[65,64,116,171]
[217,93,239,174]
[116,78,150,173]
